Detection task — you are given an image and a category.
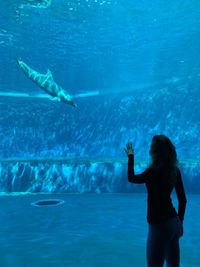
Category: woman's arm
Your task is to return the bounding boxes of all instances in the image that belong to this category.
[175,168,187,223]
[125,143,149,184]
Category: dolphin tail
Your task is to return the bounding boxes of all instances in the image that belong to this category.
[17,58,32,77]
[17,59,42,84]
[16,57,22,66]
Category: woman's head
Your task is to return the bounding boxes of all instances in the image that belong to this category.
[149,135,178,184]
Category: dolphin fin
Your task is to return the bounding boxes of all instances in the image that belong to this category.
[50,96,61,101]
[46,69,53,80]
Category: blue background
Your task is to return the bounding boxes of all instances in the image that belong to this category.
[0,0,200,192]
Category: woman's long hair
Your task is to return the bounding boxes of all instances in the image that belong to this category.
[149,135,178,185]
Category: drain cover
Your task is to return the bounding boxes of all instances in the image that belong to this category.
[31,199,64,207]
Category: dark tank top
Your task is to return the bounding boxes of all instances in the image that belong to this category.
[128,154,187,224]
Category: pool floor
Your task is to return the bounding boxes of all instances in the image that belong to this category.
[0,193,198,267]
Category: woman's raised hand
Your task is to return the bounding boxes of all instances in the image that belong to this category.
[124,143,134,156]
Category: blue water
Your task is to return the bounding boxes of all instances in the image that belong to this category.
[0,1,200,266]
[1,1,200,167]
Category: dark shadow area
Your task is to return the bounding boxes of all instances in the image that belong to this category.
[31,199,64,207]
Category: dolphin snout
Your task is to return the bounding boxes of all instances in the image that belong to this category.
[71,101,78,108]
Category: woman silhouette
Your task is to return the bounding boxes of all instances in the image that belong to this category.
[125,135,187,267]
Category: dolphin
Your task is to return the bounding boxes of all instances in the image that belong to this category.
[17,59,77,107]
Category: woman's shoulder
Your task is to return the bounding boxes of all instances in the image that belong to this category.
[143,167,158,183]
[145,167,155,175]
[146,165,155,171]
